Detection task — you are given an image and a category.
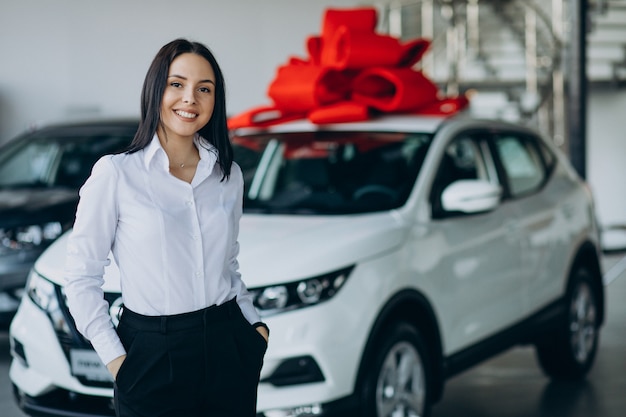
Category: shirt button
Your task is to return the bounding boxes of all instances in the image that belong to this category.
[186,200,193,207]
[195,271,201,278]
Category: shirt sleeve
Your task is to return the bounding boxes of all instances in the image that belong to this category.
[64,155,126,366]
[228,164,263,326]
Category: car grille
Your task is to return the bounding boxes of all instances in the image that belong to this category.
[54,287,120,389]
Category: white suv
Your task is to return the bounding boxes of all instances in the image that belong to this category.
[9,114,604,417]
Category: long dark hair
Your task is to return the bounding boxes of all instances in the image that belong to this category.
[127,38,233,180]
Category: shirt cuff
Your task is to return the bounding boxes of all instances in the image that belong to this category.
[236,296,262,325]
[89,328,127,366]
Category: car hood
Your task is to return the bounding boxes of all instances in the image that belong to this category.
[0,188,78,227]
[238,213,407,286]
[35,212,408,291]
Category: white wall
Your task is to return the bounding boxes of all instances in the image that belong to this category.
[587,88,626,228]
[0,0,362,141]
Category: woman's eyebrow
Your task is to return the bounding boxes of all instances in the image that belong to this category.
[168,74,215,85]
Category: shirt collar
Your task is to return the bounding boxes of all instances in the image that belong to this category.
[143,133,162,170]
[142,133,218,175]
[194,136,219,185]
[196,136,218,173]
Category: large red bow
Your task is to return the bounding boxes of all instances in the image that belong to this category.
[228,7,468,129]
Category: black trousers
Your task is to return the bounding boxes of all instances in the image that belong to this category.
[113,298,267,417]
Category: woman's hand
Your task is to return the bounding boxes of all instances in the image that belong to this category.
[256,326,269,343]
[107,354,127,380]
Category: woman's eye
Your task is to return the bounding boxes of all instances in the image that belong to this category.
[170,82,183,88]
[198,87,212,93]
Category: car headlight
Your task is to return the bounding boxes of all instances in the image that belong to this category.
[250,266,354,316]
[0,221,64,252]
[26,269,71,335]
[26,269,56,310]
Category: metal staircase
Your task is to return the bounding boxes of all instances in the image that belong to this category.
[375,0,626,143]
[588,0,626,85]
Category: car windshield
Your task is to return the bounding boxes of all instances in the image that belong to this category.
[232,130,433,215]
[0,129,133,189]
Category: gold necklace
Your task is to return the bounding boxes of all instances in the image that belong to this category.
[168,148,198,169]
[175,154,197,169]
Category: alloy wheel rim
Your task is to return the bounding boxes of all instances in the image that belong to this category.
[375,341,425,417]
[569,282,597,364]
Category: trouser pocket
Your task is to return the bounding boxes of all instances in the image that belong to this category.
[114,323,172,416]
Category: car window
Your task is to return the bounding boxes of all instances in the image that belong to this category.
[494,134,546,196]
[232,131,433,214]
[0,132,133,189]
[429,135,496,218]
[0,141,61,187]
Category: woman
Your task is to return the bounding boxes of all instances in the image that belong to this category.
[65,39,269,417]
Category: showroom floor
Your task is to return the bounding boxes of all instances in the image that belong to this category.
[0,253,624,417]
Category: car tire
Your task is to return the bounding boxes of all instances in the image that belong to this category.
[359,321,432,417]
[535,266,600,380]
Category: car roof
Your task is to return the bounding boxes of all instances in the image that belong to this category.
[232,114,451,136]
[231,113,544,143]
[29,118,139,135]
[0,118,139,150]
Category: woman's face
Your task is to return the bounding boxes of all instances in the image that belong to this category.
[159,53,216,142]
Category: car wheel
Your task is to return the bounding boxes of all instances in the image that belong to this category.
[360,322,431,417]
[535,266,600,379]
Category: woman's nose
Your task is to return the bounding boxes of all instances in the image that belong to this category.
[182,88,196,104]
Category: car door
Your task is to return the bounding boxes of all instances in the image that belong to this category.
[422,130,525,354]
[489,131,563,314]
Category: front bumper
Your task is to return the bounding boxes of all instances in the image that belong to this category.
[13,384,357,417]
[12,384,115,417]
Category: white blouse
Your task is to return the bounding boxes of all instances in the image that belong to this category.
[64,134,260,365]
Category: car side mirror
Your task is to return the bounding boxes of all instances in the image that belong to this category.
[441,179,502,214]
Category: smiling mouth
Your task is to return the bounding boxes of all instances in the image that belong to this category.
[175,110,198,119]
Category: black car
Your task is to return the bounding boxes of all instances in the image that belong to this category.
[0,119,137,326]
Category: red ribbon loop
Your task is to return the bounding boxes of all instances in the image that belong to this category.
[229,7,469,129]
[352,68,440,112]
[268,65,353,113]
